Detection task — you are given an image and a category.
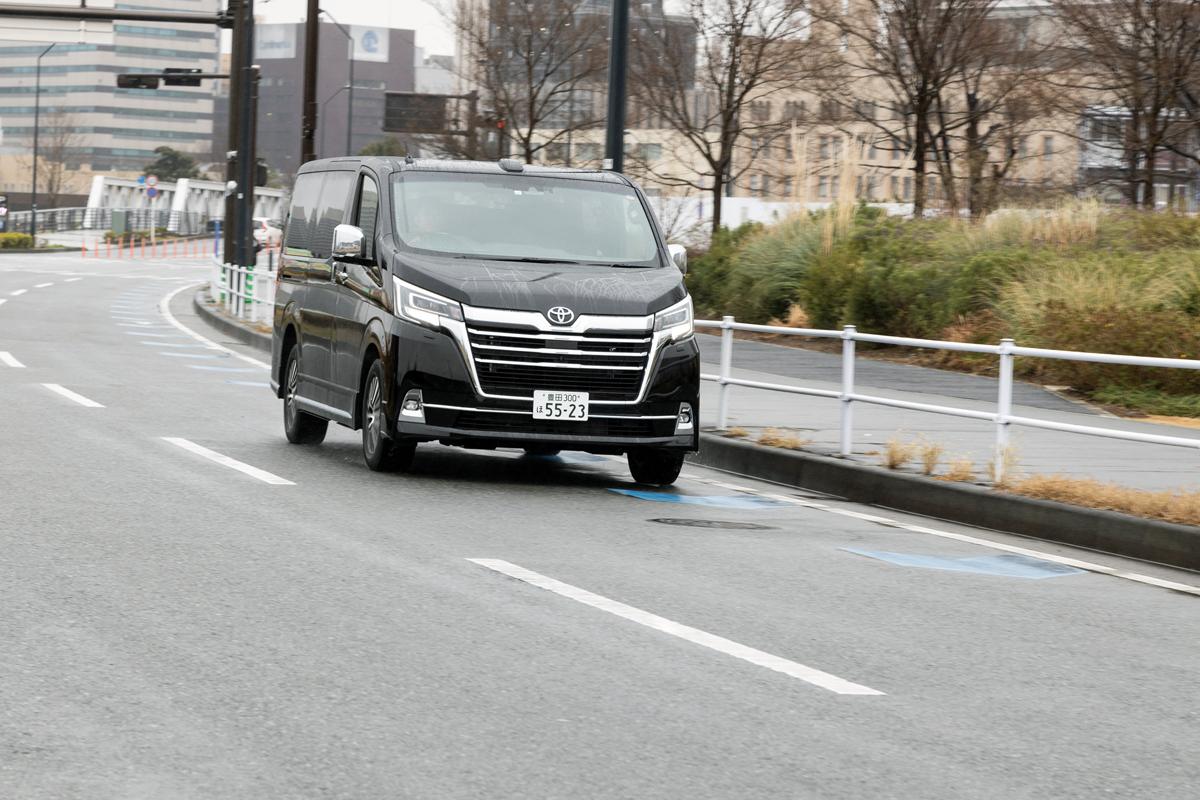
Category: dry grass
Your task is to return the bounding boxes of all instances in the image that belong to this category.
[986,446,1021,487]
[725,426,749,438]
[1005,475,1200,527]
[757,427,810,449]
[918,440,944,476]
[768,303,810,328]
[941,457,976,482]
[881,437,918,470]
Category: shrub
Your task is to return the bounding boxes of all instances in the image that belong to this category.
[0,232,33,249]
[1019,304,1200,394]
[723,215,822,321]
[686,222,760,316]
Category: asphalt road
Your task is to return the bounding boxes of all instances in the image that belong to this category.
[2,254,1199,799]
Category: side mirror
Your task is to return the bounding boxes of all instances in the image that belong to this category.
[667,243,688,274]
[332,223,365,260]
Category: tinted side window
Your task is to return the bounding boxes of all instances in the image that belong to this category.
[355,174,380,261]
[284,172,324,255]
[310,171,355,259]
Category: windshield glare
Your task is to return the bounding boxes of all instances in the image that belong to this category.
[391,172,661,266]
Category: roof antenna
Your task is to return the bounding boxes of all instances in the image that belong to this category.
[404,154,415,164]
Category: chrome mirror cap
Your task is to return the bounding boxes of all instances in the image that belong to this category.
[667,243,688,274]
[332,223,365,259]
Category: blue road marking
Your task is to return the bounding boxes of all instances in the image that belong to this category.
[841,548,1085,579]
[610,489,790,508]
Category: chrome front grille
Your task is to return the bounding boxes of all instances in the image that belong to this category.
[466,324,652,401]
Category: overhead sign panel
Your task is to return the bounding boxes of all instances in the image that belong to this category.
[2,0,115,44]
[255,23,297,60]
[383,93,448,134]
[351,26,388,62]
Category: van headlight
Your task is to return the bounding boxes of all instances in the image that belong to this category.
[654,296,693,341]
[394,277,464,329]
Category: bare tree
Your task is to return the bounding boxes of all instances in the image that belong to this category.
[1053,0,1200,207]
[449,0,610,163]
[21,110,83,207]
[924,12,1057,216]
[813,0,1003,216]
[629,0,832,233]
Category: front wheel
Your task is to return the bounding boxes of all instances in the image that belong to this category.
[362,359,415,472]
[627,448,685,486]
[283,347,327,444]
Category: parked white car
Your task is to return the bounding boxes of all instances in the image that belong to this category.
[253,217,283,247]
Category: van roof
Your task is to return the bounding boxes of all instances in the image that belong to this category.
[296,156,633,186]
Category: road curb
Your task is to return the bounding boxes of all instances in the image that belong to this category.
[689,432,1200,571]
[192,290,271,353]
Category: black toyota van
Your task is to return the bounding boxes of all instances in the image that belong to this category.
[270,157,699,485]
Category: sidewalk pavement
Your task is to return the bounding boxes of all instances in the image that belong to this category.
[696,333,1200,492]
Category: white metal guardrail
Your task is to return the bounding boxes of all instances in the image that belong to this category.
[210,255,276,324]
[697,317,1200,482]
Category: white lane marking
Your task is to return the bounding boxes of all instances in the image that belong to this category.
[161,437,294,485]
[469,558,885,696]
[140,341,213,348]
[158,283,270,369]
[0,298,7,307]
[685,476,1200,598]
[9,289,27,296]
[125,331,189,338]
[188,365,262,372]
[159,352,221,359]
[64,277,83,282]
[42,383,104,408]
[34,282,53,288]
[0,352,25,368]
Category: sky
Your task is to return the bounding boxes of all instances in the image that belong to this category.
[256,0,455,55]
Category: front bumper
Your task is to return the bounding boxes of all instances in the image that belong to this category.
[390,319,699,453]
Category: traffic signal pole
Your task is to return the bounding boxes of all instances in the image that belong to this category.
[300,0,319,165]
[604,0,630,173]
[223,0,256,267]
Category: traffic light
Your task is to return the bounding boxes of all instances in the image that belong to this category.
[117,74,161,90]
[163,68,202,87]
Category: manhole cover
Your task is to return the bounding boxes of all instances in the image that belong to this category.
[649,518,777,530]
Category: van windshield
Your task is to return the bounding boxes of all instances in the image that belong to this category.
[390,172,662,266]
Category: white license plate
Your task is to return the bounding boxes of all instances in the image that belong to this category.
[532,390,589,421]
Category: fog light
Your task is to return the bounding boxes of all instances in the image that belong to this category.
[675,402,694,433]
[400,389,425,422]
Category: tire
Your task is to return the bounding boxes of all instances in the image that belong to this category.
[283,347,327,444]
[362,359,416,472]
[523,446,561,457]
[627,448,685,486]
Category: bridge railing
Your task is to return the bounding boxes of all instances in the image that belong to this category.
[209,250,278,325]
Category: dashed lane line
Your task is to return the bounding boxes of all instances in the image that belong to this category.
[469,559,884,696]
[158,283,270,370]
[161,437,294,485]
[0,352,25,368]
[683,475,1200,598]
[41,383,104,408]
[9,289,27,296]
[34,282,53,288]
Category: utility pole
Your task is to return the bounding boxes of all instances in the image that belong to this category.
[223,0,257,267]
[29,41,54,245]
[604,0,630,172]
[300,0,319,165]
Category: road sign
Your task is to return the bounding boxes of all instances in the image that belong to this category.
[163,67,202,87]
[384,93,450,134]
[137,175,146,185]
[146,187,159,199]
[146,175,158,187]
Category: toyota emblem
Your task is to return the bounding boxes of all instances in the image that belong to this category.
[547,306,575,325]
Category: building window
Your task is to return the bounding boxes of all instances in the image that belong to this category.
[1042,135,1054,161]
[781,176,793,197]
[818,135,830,160]
[783,100,806,121]
[751,100,772,122]
[636,142,662,162]
[543,143,568,163]
[760,175,771,197]
[903,176,913,200]
[575,143,601,162]
[817,175,829,198]
[890,175,899,198]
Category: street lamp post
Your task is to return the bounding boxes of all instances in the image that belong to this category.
[320,10,354,156]
[604,0,630,172]
[30,41,55,245]
[318,85,350,158]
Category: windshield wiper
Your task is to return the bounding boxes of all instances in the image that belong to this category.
[457,255,583,265]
